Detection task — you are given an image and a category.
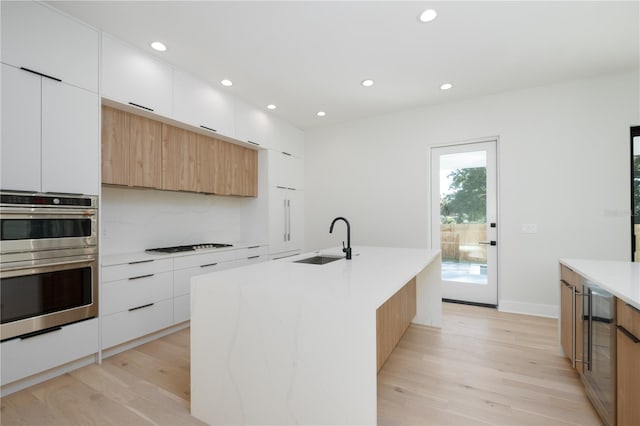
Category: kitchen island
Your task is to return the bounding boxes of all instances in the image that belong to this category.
[190,246,441,425]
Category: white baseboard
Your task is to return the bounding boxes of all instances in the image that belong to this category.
[498,299,558,319]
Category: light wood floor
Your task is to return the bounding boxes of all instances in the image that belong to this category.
[1,303,601,425]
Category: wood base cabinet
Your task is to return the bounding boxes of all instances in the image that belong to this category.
[617,299,640,426]
[376,278,416,371]
[560,265,583,373]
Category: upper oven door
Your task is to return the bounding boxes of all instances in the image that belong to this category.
[0,207,97,254]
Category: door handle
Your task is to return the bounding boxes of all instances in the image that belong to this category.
[478,241,497,246]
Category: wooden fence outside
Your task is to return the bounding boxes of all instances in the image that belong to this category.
[440,223,487,262]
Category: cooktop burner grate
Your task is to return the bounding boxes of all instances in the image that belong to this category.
[145,243,233,253]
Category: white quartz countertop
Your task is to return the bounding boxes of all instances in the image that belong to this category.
[190,246,441,425]
[560,258,640,310]
[193,246,440,310]
[100,241,268,266]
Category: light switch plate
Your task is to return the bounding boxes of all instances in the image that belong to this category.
[521,224,537,234]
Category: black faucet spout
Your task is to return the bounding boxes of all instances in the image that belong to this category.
[329,217,352,260]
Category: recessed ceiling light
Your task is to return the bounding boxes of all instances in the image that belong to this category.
[440,83,453,90]
[267,104,277,110]
[419,9,437,23]
[317,111,326,117]
[150,41,167,52]
[221,79,233,87]
[361,79,374,87]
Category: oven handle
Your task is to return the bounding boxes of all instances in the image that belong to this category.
[0,257,97,275]
[0,208,97,217]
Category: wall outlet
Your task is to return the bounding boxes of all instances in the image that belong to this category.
[521,224,537,234]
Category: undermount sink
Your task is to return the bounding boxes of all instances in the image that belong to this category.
[293,255,344,265]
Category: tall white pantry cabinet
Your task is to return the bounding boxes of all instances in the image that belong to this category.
[1,1,100,195]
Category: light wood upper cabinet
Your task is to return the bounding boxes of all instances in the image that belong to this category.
[173,69,235,138]
[1,1,99,92]
[101,105,162,189]
[102,106,129,186]
[102,33,173,116]
[162,124,198,192]
[129,114,163,189]
[196,134,219,194]
[102,107,257,197]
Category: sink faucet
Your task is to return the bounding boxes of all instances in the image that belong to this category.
[329,217,352,260]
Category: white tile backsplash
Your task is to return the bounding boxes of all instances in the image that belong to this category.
[100,186,259,254]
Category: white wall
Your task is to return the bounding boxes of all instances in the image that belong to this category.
[304,70,639,317]
[100,186,265,254]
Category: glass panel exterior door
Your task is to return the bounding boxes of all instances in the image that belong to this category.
[431,141,498,306]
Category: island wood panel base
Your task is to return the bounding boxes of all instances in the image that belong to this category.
[376,277,416,372]
[617,299,640,426]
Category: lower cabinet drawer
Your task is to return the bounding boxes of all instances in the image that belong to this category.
[1,318,99,386]
[174,294,190,324]
[102,271,173,316]
[101,299,173,349]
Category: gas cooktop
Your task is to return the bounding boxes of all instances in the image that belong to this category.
[145,243,233,254]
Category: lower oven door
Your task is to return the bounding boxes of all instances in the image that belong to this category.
[0,257,98,342]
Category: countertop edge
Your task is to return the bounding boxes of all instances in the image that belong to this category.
[559,258,640,311]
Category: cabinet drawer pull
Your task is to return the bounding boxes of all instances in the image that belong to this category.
[247,140,260,146]
[248,255,260,260]
[276,186,287,190]
[129,274,154,280]
[617,325,640,343]
[19,326,63,340]
[20,67,62,82]
[282,151,292,156]
[626,303,640,314]
[129,259,154,265]
[287,187,296,191]
[200,125,217,133]
[248,245,260,249]
[200,262,218,268]
[128,303,154,312]
[128,102,154,112]
[561,279,571,288]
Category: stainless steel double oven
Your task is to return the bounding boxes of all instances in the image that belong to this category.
[0,192,98,341]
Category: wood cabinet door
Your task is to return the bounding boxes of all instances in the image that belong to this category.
[101,106,130,186]
[560,279,573,361]
[129,114,162,188]
[229,144,258,197]
[617,327,640,426]
[196,134,218,194]
[162,124,198,191]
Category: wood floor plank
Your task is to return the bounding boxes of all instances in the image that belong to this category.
[1,303,601,426]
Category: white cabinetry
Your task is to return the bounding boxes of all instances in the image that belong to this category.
[268,150,304,190]
[1,64,99,194]
[1,0,99,92]
[235,100,274,149]
[101,259,174,349]
[102,34,173,117]
[269,187,304,256]
[272,118,305,158]
[0,318,98,386]
[173,69,235,137]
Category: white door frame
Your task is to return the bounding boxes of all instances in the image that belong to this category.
[429,137,500,306]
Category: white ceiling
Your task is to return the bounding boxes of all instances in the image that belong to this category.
[50,1,639,130]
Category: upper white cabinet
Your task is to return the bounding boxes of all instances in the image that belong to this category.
[272,118,305,158]
[1,63,100,195]
[268,150,304,190]
[1,63,41,191]
[1,1,99,92]
[173,69,235,137]
[235,100,275,149]
[41,79,100,194]
[102,34,173,117]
